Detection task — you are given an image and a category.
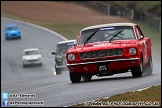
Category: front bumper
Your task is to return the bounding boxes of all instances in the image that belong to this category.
[6,33,21,39]
[53,61,68,72]
[55,59,67,69]
[55,65,68,71]
[23,60,42,65]
[67,58,139,73]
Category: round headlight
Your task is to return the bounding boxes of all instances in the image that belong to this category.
[68,54,75,61]
[38,57,41,61]
[57,55,62,61]
[57,55,62,59]
[129,48,136,55]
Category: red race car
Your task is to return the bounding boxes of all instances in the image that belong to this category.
[66,23,153,83]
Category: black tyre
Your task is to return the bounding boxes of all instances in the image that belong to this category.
[82,74,92,81]
[131,58,143,77]
[6,37,8,40]
[56,68,61,75]
[55,66,61,75]
[145,53,153,75]
[39,63,42,66]
[70,72,81,83]
[23,64,26,67]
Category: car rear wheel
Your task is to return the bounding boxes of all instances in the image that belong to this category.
[145,53,153,74]
[82,74,92,81]
[131,58,143,77]
[70,72,81,83]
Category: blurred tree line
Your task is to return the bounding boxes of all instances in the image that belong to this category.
[103,1,161,17]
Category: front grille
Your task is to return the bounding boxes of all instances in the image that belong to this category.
[80,48,123,59]
[11,34,17,36]
[27,59,38,62]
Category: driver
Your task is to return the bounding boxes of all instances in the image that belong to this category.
[90,32,104,42]
[91,35,98,42]
[60,48,66,54]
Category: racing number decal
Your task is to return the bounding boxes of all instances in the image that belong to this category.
[99,65,107,71]
[96,63,108,72]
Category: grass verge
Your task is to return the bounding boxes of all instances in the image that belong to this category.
[69,85,161,107]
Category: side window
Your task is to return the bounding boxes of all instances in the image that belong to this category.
[136,27,142,39]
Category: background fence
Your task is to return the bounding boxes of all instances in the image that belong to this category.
[74,1,161,32]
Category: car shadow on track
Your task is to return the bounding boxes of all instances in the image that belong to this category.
[80,76,133,84]
[22,64,43,68]
[71,72,153,84]
[5,38,21,41]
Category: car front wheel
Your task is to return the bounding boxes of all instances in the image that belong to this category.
[23,64,26,67]
[70,72,81,83]
[55,65,61,75]
[131,58,143,77]
[39,63,42,66]
[5,37,8,40]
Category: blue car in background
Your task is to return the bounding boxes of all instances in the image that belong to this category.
[5,24,21,40]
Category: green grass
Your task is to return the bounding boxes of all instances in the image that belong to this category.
[34,22,86,40]
[1,10,161,107]
[69,85,161,107]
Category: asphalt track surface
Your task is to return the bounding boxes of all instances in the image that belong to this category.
[1,17,161,107]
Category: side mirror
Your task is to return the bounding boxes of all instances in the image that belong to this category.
[73,41,76,46]
[139,35,144,40]
[52,52,56,55]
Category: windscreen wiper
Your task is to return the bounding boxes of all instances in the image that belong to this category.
[109,29,124,43]
[84,31,97,46]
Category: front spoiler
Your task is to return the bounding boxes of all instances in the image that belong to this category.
[66,58,139,66]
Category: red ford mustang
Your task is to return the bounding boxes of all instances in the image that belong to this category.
[66,23,153,83]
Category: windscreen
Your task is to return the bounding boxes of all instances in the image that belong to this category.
[24,50,39,55]
[7,26,18,30]
[78,26,135,45]
[56,42,74,54]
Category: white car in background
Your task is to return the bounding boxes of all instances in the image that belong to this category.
[22,48,42,67]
